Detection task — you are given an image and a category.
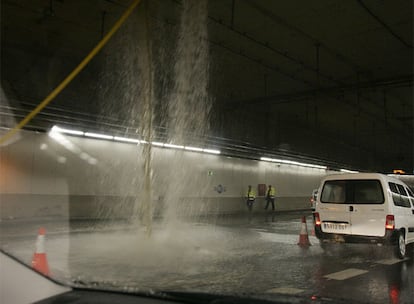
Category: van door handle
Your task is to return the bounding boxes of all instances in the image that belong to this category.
[349,206,354,212]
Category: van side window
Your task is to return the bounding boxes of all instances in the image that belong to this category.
[389,182,399,193]
[397,184,407,196]
[406,187,414,208]
[397,184,411,208]
[389,182,402,206]
[389,182,411,208]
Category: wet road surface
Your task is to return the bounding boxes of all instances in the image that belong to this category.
[1,211,413,303]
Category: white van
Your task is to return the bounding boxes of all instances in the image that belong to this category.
[314,173,414,259]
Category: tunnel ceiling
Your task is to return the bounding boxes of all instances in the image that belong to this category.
[1,0,413,173]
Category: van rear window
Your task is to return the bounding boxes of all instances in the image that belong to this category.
[321,179,384,204]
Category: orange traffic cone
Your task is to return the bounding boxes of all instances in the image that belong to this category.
[297,216,311,247]
[32,227,50,276]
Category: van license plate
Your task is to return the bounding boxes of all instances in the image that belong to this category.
[323,223,348,231]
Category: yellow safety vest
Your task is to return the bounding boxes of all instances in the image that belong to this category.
[268,187,275,198]
[247,190,256,200]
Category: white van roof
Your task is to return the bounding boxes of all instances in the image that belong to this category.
[322,173,406,185]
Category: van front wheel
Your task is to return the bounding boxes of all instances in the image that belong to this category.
[395,231,406,259]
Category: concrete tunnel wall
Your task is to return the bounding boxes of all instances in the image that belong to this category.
[0,129,331,220]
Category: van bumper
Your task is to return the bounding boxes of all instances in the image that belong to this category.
[314,226,398,245]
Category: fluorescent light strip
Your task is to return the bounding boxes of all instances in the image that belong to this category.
[50,126,222,155]
[260,157,327,169]
[340,169,359,173]
[84,132,113,140]
[51,126,84,136]
[164,143,184,149]
[114,136,140,144]
[203,149,220,154]
[151,142,164,147]
[185,146,203,152]
[50,126,327,165]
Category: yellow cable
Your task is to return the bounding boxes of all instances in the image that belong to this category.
[0,0,142,145]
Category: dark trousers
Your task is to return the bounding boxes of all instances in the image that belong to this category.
[246,200,254,211]
[265,198,275,210]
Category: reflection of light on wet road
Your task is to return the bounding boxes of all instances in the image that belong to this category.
[376,258,409,265]
[256,230,318,245]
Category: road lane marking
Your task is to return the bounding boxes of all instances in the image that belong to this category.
[267,287,304,294]
[324,268,368,280]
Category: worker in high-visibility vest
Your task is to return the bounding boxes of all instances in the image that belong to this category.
[265,185,276,211]
[246,185,256,211]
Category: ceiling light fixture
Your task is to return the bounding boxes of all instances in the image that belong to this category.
[151,142,164,147]
[203,149,221,155]
[164,143,185,149]
[51,125,83,136]
[84,132,113,140]
[340,169,359,173]
[185,146,204,152]
[114,136,140,144]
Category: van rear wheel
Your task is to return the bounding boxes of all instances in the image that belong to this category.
[395,231,406,259]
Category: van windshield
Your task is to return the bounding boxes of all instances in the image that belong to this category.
[321,179,384,204]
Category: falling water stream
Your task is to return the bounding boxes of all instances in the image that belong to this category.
[162,0,211,227]
[141,0,154,236]
[139,0,211,233]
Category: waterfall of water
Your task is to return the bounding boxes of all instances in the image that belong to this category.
[162,0,211,226]
[96,0,211,233]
